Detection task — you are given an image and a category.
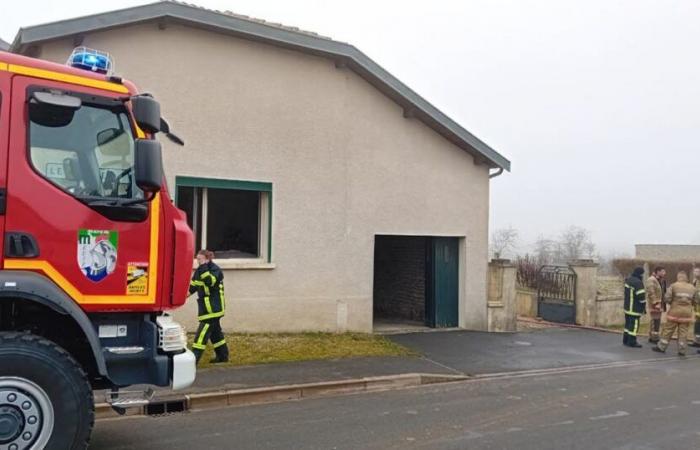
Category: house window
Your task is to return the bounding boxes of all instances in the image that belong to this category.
[176,177,272,261]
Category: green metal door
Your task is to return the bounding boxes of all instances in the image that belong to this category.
[426,237,459,328]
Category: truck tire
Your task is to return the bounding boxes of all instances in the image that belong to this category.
[0,332,94,450]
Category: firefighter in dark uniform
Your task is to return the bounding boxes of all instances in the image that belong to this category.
[623,267,646,348]
[190,250,229,364]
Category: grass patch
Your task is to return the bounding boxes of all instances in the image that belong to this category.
[189,332,416,369]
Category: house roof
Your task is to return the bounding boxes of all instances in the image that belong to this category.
[10,1,510,170]
[0,38,9,51]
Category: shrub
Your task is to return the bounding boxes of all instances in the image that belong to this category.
[612,258,699,282]
[516,255,539,289]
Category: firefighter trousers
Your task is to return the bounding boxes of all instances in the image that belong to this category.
[658,321,690,355]
[623,314,641,346]
[192,317,229,363]
[648,314,661,343]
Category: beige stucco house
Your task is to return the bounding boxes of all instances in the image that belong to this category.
[10,1,510,333]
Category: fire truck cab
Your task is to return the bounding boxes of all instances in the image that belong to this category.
[0,48,196,449]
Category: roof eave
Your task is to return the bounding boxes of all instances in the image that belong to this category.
[10,0,510,171]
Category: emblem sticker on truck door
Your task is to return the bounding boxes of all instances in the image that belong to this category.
[127,262,149,295]
[78,229,118,282]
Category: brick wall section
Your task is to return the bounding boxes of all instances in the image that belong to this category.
[373,236,427,322]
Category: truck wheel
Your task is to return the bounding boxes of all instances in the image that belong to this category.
[0,332,94,450]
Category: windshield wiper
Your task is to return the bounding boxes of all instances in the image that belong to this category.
[121,197,149,206]
[83,197,147,207]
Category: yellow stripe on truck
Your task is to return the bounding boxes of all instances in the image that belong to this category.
[4,63,129,93]
[4,195,161,305]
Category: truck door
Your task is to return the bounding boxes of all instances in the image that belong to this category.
[5,76,162,310]
[0,71,9,268]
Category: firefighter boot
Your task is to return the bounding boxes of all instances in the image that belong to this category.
[653,338,669,354]
[689,322,700,347]
[210,344,230,364]
[193,348,204,365]
[627,337,642,348]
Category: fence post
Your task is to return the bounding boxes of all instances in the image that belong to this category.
[487,259,517,332]
[569,259,599,327]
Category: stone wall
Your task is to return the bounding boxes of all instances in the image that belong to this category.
[635,244,700,261]
[595,295,625,327]
[373,236,427,322]
[487,259,517,332]
[516,267,625,327]
[594,275,624,327]
[516,288,537,317]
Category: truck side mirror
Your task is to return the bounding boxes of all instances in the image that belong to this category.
[131,95,161,134]
[134,139,163,194]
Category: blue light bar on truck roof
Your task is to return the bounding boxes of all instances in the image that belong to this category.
[67,47,114,75]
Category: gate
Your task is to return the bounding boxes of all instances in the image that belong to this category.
[537,265,577,324]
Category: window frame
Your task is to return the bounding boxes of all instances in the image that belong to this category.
[175,176,273,266]
[25,85,148,222]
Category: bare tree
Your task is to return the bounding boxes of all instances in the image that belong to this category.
[491,227,519,259]
[533,236,557,265]
[598,250,631,275]
[557,226,596,262]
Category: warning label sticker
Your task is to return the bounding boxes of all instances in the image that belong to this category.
[127,262,149,295]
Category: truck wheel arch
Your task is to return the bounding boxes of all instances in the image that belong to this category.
[0,270,108,377]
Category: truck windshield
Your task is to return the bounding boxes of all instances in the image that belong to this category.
[29,102,144,202]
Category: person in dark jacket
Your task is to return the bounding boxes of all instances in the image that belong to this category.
[623,267,647,348]
[189,249,229,364]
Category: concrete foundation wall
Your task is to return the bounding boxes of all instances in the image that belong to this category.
[487,260,517,332]
[595,296,625,327]
[635,244,700,261]
[516,288,537,318]
[37,23,491,333]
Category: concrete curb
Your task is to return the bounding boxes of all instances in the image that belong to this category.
[470,354,700,380]
[95,372,469,420]
[518,317,693,341]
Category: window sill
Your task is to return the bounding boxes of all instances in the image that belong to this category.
[192,259,275,270]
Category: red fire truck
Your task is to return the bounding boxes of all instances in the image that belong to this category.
[0,48,196,449]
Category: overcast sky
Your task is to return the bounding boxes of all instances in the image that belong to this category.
[3,0,700,256]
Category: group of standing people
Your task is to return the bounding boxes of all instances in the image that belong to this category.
[623,266,700,356]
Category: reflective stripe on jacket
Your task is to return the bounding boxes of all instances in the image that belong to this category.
[189,262,225,321]
[665,280,697,323]
[623,275,646,316]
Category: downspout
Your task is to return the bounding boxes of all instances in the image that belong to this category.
[489,167,504,179]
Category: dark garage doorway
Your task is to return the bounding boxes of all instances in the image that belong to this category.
[373,235,459,330]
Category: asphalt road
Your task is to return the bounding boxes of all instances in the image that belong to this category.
[91,357,700,450]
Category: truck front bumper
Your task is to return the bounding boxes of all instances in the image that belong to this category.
[171,349,197,390]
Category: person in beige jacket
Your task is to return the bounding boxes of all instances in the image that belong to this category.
[652,271,698,356]
[690,267,700,348]
[645,267,666,343]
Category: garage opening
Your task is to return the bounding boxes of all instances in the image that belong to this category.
[373,235,459,332]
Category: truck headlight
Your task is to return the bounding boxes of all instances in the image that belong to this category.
[156,314,187,352]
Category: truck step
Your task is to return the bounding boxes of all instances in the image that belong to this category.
[105,388,155,409]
